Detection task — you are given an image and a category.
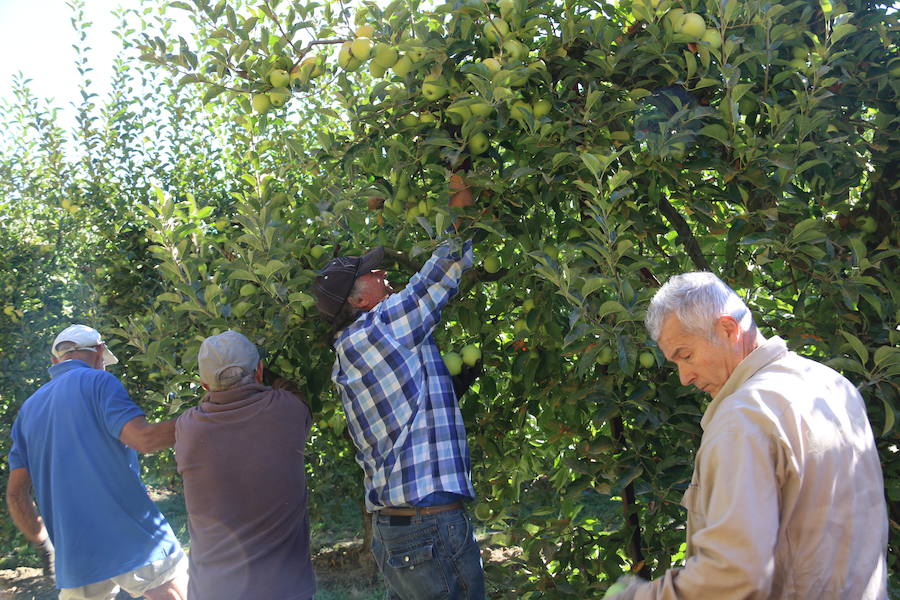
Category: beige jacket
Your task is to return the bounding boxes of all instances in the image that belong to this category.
[629,336,888,600]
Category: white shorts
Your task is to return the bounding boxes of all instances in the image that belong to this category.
[59,551,187,600]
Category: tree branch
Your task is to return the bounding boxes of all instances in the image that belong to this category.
[657,196,712,272]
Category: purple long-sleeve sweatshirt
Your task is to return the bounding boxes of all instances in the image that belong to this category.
[175,383,315,600]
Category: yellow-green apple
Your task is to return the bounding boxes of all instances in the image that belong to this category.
[392,55,413,77]
[483,255,501,272]
[482,57,502,73]
[422,74,448,100]
[461,344,481,366]
[483,17,509,43]
[268,68,290,87]
[468,132,489,155]
[267,87,291,107]
[443,351,463,375]
[373,43,399,68]
[351,37,374,60]
[251,93,271,113]
[678,12,706,38]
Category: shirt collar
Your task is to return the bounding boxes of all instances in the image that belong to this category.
[48,359,93,379]
[700,336,789,431]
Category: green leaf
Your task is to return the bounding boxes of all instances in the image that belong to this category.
[880,396,895,437]
[838,331,869,365]
[597,300,627,320]
[830,23,857,45]
[699,124,730,145]
[581,277,611,299]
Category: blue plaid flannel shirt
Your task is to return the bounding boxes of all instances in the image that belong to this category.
[332,239,476,511]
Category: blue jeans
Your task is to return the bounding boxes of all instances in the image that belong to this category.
[371,507,485,600]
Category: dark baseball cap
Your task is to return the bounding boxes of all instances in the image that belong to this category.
[312,246,385,321]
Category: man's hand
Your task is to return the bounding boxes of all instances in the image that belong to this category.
[452,361,483,398]
[33,537,55,581]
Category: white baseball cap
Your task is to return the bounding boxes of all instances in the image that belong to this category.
[52,324,119,366]
[198,330,260,391]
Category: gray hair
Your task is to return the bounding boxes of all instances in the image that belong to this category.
[645,272,754,342]
[215,365,256,390]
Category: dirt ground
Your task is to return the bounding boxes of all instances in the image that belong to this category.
[0,543,381,600]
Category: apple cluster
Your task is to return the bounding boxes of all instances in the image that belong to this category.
[442,344,482,376]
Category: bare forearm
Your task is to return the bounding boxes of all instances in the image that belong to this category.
[7,489,47,544]
[120,416,176,453]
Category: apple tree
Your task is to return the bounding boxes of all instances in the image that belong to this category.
[121,0,900,595]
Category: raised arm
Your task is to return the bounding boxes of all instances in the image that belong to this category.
[376,238,473,348]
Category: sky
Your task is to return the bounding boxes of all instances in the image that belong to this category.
[0,0,126,132]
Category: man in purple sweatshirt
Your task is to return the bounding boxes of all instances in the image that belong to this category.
[175,330,315,600]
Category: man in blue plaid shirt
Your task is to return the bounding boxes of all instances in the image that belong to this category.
[312,238,485,600]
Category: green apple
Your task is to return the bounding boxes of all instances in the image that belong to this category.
[310,245,326,259]
[392,55,414,77]
[483,255,501,273]
[461,344,481,366]
[468,132,489,155]
[338,41,355,69]
[406,46,428,62]
[502,39,528,61]
[370,61,387,78]
[473,503,493,520]
[267,87,291,107]
[251,93,271,113]
[510,100,532,124]
[422,74,448,101]
[482,57,502,73]
[443,351,463,375]
[665,8,686,31]
[597,346,613,365]
[483,17,509,44]
[678,12,706,39]
[639,351,656,368]
[858,215,877,233]
[232,301,252,318]
[532,98,551,118]
[268,68,290,88]
[498,0,516,18]
[292,57,322,85]
[522,298,535,312]
[700,29,721,49]
[513,318,528,333]
[351,37,374,60]
[240,283,257,297]
[401,113,420,127]
[446,104,473,125]
[355,24,375,38]
[418,112,437,124]
[373,43,399,68]
[470,100,494,117]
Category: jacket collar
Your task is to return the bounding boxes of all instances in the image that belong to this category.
[700,336,789,431]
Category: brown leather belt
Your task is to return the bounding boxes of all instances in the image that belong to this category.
[378,501,463,516]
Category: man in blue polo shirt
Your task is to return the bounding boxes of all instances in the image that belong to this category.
[6,324,187,600]
[312,239,485,600]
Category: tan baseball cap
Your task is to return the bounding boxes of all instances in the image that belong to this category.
[198,330,260,391]
[52,324,119,366]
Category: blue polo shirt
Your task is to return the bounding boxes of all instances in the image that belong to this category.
[8,360,180,588]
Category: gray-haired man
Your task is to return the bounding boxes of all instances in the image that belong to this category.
[607,272,888,599]
[174,330,315,600]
